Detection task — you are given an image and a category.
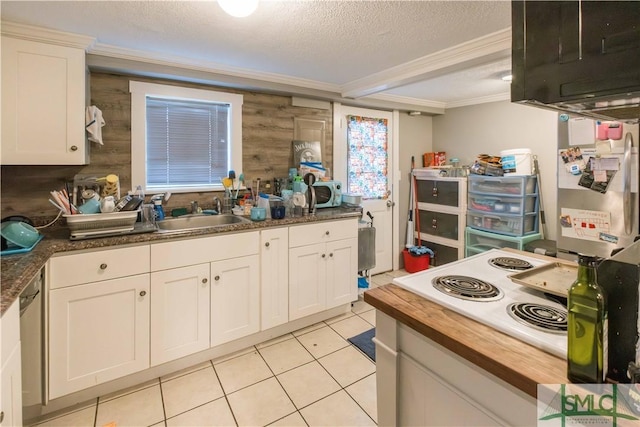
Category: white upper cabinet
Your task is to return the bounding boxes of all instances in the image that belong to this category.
[1,36,88,164]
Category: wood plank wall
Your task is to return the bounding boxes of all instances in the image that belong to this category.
[0,72,333,222]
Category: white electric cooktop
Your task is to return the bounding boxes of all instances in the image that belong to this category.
[393,249,568,359]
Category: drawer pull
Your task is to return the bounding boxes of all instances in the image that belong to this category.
[432,219,438,229]
[325,231,330,235]
[139,290,147,297]
[70,145,78,152]
[214,275,220,281]
[329,253,333,257]
[432,187,438,197]
[265,242,270,247]
[100,263,108,270]
[202,278,208,284]
[0,411,4,423]
[322,254,326,258]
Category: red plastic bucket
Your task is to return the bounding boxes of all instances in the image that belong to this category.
[403,248,430,273]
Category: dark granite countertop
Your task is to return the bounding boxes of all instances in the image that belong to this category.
[1,208,362,315]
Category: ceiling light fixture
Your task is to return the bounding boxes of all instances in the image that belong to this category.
[218,0,259,18]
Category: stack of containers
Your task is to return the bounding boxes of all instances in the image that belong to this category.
[465,174,542,256]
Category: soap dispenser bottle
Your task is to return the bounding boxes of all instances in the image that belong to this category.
[153,199,165,221]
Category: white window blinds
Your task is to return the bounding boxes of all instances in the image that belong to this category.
[146,97,230,189]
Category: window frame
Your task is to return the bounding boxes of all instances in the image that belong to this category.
[130,80,243,193]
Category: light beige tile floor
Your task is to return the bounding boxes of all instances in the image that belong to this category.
[33,271,407,427]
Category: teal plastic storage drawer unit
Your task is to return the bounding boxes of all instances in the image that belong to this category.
[467,211,538,236]
[465,227,542,257]
[468,175,537,197]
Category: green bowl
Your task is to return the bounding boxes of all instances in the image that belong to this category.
[1,221,40,248]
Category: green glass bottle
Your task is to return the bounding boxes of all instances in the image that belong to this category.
[567,254,608,383]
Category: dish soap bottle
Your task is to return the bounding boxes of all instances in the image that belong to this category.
[567,254,607,383]
[153,199,165,221]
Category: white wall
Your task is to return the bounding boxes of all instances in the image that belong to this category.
[398,113,433,263]
[432,101,559,241]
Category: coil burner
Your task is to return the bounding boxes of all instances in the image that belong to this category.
[432,275,503,302]
[488,257,534,272]
[507,303,567,334]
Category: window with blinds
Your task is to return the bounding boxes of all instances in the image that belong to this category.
[130,81,243,193]
[146,97,229,188]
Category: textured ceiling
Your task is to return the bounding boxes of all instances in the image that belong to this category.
[0,0,514,111]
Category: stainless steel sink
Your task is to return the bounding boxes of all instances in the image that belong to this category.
[156,214,250,232]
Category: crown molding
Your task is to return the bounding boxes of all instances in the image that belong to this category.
[340,28,512,99]
[0,21,95,50]
[90,42,341,94]
[445,92,510,109]
[367,93,447,111]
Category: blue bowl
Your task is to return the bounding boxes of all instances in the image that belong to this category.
[1,221,40,248]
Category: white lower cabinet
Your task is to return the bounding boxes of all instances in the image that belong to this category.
[289,219,358,321]
[260,228,289,330]
[43,219,357,401]
[289,243,327,320]
[326,238,359,308]
[150,264,210,366]
[398,354,500,426]
[376,312,537,426]
[48,274,150,399]
[1,301,22,427]
[210,255,260,346]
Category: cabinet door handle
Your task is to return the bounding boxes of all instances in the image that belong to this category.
[214,275,220,281]
[325,231,330,235]
[321,254,326,258]
[0,410,4,423]
[329,253,333,257]
[265,242,270,247]
[202,278,208,284]
[100,263,108,270]
[139,290,147,297]
[70,145,78,152]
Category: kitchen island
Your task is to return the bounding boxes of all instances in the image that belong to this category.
[364,282,568,426]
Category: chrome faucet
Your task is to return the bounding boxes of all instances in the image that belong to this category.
[212,197,222,213]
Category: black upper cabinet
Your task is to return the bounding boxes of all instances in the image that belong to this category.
[512,1,640,121]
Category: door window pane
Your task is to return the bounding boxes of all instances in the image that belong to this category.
[346,115,389,199]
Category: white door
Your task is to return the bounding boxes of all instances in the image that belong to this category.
[334,104,398,274]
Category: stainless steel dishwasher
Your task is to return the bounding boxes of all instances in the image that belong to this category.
[20,268,44,423]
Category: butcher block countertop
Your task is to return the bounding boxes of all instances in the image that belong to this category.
[364,282,569,398]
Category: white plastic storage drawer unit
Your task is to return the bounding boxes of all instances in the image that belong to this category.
[467,174,539,237]
[468,193,537,215]
[467,211,538,236]
[468,175,537,197]
[465,227,542,257]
